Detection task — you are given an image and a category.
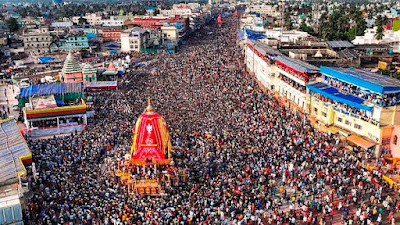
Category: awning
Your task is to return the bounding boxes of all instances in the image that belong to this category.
[347,134,376,149]
[307,82,373,111]
[327,126,340,134]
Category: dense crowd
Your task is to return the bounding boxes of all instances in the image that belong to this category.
[24,17,400,225]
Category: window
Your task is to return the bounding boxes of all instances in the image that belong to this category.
[345,120,351,126]
[322,112,327,117]
[13,205,22,221]
[394,135,398,145]
[382,137,391,146]
[130,45,134,49]
[354,124,362,130]
[337,117,343,122]
[314,107,318,114]
[4,207,12,223]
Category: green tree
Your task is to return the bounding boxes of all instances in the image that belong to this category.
[299,21,313,34]
[375,25,384,40]
[78,17,88,25]
[80,49,89,58]
[6,18,19,33]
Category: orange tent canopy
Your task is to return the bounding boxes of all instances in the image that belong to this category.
[347,134,376,149]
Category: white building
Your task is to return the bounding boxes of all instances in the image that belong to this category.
[102,16,124,27]
[245,40,279,91]
[245,40,320,111]
[245,4,279,16]
[72,13,103,26]
[352,28,400,53]
[23,26,52,54]
[161,25,184,44]
[121,27,147,52]
[51,21,73,28]
[265,28,310,44]
[160,8,192,17]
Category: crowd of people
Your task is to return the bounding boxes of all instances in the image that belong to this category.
[24,16,400,225]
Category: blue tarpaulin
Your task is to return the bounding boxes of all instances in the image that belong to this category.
[175,22,183,29]
[245,29,266,40]
[307,82,373,111]
[109,50,117,54]
[86,33,96,39]
[19,83,83,98]
[38,56,55,64]
[320,66,400,94]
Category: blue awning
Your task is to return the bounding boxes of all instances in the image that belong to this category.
[307,82,373,111]
[245,29,266,40]
[19,83,83,98]
[321,66,400,94]
[38,56,55,63]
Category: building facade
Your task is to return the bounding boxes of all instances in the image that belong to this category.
[60,52,83,83]
[72,13,103,26]
[307,66,400,152]
[102,16,124,27]
[121,28,148,52]
[61,36,90,51]
[274,55,320,112]
[23,26,52,54]
[82,63,97,83]
[102,29,122,42]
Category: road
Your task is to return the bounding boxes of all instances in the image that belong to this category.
[0,81,21,121]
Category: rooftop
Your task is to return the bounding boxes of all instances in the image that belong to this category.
[250,40,281,56]
[307,82,373,112]
[19,83,83,99]
[327,40,354,49]
[320,66,400,94]
[0,120,31,185]
[275,55,319,74]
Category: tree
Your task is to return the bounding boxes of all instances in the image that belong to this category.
[6,18,19,33]
[78,17,88,25]
[375,15,385,40]
[79,49,89,58]
[375,25,384,40]
[284,11,292,30]
[299,21,313,34]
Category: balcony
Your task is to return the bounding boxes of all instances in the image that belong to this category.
[277,66,306,86]
[332,106,379,127]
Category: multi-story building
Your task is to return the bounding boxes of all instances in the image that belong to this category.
[121,27,148,52]
[307,66,400,152]
[161,24,185,44]
[102,29,122,42]
[246,39,320,112]
[102,16,124,27]
[72,13,103,26]
[60,36,90,51]
[274,55,320,112]
[125,16,188,30]
[245,41,280,92]
[245,4,279,16]
[22,26,52,54]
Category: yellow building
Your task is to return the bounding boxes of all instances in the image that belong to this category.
[307,66,400,153]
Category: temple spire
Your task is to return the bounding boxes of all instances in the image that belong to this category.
[146,98,153,113]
